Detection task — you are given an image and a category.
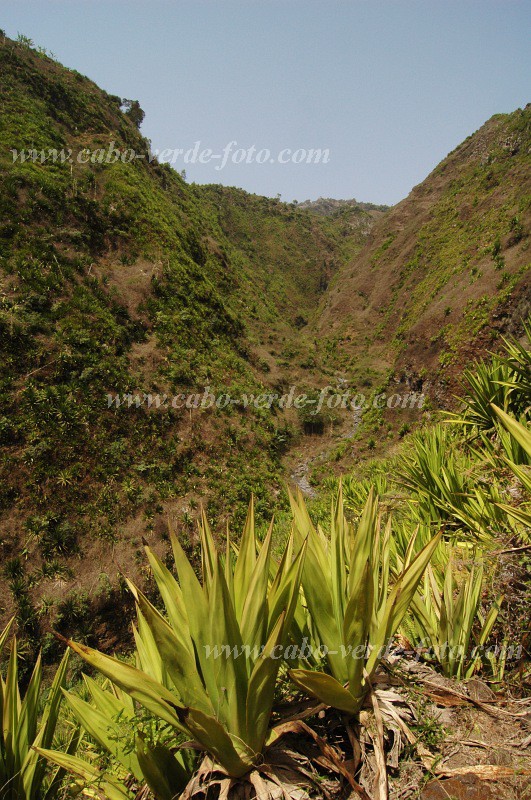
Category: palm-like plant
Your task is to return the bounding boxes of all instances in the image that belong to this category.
[397,424,509,539]
[449,320,530,433]
[0,618,12,652]
[449,357,515,431]
[288,487,441,714]
[49,501,306,794]
[38,673,195,800]
[0,619,75,800]
[404,549,502,679]
[343,468,391,517]
[497,319,531,413]
[491,404,531,530]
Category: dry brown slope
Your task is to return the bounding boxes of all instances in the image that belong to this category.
[317,106,531,392]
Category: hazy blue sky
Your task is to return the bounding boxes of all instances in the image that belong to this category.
[2,1,529,204]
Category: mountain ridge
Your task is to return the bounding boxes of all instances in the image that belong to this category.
[316,106,530,391]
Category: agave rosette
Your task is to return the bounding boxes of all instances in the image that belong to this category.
[288,486,441,714]
[57,500,306,780]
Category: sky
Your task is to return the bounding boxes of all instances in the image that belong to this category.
[1,0,529,205]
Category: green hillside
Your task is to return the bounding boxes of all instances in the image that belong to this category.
[0,35,374,641]
[306,105,531,479]
[0,33,529,663]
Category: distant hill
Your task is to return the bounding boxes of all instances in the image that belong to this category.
[298,197,390,215]
[297,197,389,237]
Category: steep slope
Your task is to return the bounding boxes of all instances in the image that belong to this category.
[0,36,377,641]
[318,107,531,396]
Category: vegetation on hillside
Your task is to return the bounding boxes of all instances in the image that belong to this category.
[317,104,530,394]
[1,318,529,800]
[0,34,377,648]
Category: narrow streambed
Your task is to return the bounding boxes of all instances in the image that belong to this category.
[290,459,317,498]
[289,408,363,498]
